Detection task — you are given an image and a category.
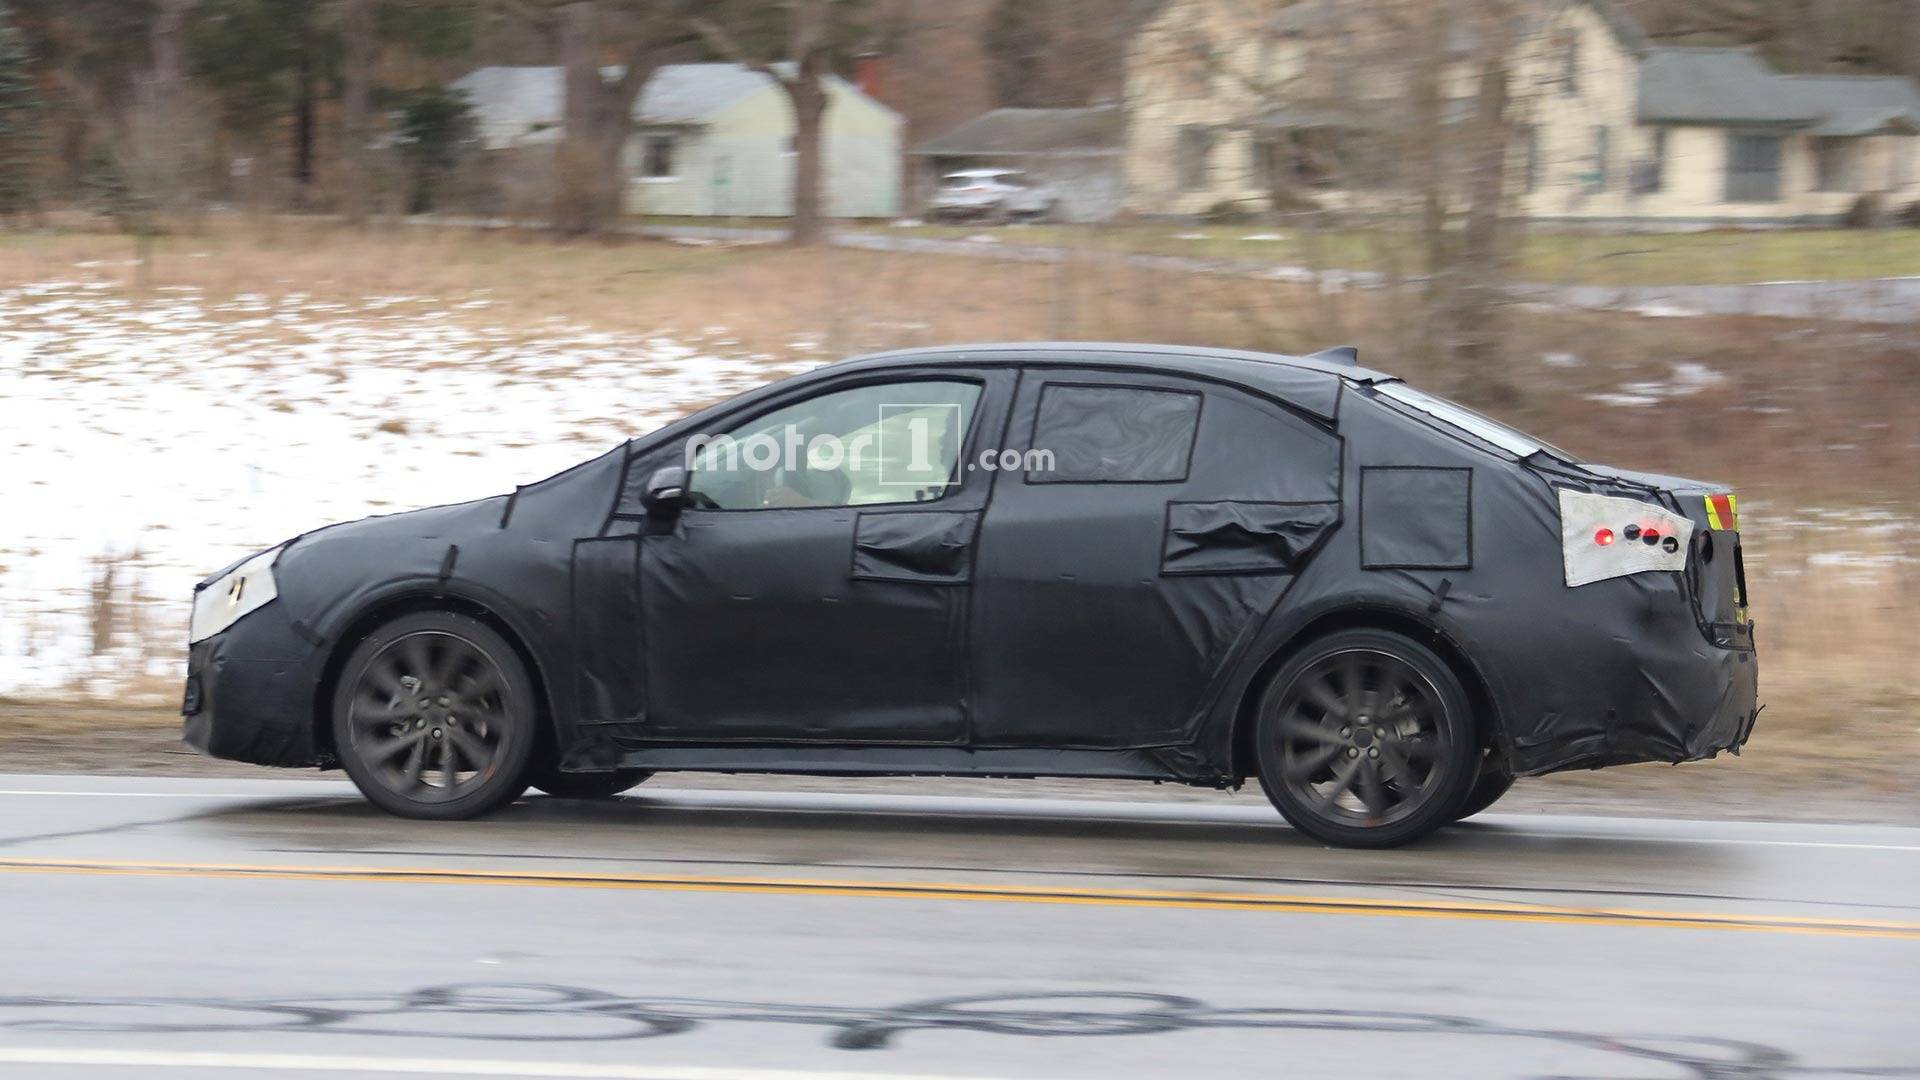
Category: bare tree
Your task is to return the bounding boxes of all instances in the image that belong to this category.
[496,0,696,236]
[133,0,200,217]
[691,0,859,246]
[1451,0,1522,402]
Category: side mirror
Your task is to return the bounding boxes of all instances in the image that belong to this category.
[642,465,688,516]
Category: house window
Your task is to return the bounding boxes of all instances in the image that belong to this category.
[1812,136,1861,192]
[1586,126,1609,193]
[1632,128,1667,194]
[1560,36,1580,96]
[1176,126,1215,193]
[641,135,677,179]
[1515,125,1540,194]
[1251,138,1276,192]
[1724,133,1783,202]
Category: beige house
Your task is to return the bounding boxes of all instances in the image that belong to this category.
[1125,0,1920,225]
[454,63,904,219]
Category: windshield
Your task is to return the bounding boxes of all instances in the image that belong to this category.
[1373,382,1573,460]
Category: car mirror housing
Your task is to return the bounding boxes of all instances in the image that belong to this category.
[642,466,688,516]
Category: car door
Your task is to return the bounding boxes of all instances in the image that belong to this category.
[968,367,1343,749]
[635,369,1014,744]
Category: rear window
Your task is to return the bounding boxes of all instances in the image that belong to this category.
[1374,382,1569,459]
[1029,385,1201,483]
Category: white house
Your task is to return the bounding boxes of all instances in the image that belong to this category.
[452,63,905,219]
[1124,0,1920,225]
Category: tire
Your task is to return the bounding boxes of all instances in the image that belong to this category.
[331,611,536,820]
[1253,629,1480,849]
[1453,760,1515,821]
[531,766,651,800]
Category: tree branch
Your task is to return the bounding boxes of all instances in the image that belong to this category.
[688,15,782,82]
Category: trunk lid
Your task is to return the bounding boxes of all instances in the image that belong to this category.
[1577,464,1751,649]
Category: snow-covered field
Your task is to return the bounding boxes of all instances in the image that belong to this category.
[0,279,811,698]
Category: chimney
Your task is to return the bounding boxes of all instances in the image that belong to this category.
[853,52,890,105]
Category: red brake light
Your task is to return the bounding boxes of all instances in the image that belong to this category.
[1594,528,1615,546]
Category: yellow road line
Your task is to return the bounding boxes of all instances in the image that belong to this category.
[2,856,1915,940]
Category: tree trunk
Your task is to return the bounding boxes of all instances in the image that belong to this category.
[150,1,188,93]
[786,65,830,246]
[340,0,373,226]
[1902,0,1920,81]
[144,0,195,214]
[553,1,622,236]
[1453,0,1517,403]
[1410,0,1449,281]
[292,18,314,202]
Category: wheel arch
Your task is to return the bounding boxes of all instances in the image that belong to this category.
[311,587,559,763]
[1228,603,1505,781]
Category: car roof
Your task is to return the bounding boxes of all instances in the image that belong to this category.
[825,342,1395,424]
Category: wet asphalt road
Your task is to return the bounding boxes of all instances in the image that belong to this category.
[1,773,1916,1080]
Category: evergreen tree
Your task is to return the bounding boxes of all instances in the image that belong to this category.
[393,85,475,213]
[0,0,43,216]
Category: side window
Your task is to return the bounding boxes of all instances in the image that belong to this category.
[1028,384,1201,484]
[687,381,981,510]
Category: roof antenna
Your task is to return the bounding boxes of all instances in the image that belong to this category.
[1307,345,1359,366]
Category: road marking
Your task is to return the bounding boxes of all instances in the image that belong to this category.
[2,787,1917,853]
[2,856,1916,940]
[0,1047,986,1079]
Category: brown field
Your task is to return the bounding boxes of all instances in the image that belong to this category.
[2,219,1914,811]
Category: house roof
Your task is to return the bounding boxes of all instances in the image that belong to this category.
[1637,48,1823,126]
[913,106,1124,158]
[1784,75,1920,135]
[452,63,884,149]
[1637,47,1920,132]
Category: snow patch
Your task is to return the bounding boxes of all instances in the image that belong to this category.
[0,281,808,697]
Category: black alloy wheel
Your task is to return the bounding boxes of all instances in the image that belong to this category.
[332,611,535,820]
[1254,629,1479,848]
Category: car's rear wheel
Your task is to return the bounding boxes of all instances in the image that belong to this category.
[1254,629,1479,849]
[531,766,651,800]
[1453,760,1516,821]
[332,611,535,820]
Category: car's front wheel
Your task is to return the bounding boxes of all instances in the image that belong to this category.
[332,611,536,820]
[1254,629,1479,848]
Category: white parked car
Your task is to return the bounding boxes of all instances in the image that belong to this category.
[928,169,1058,223]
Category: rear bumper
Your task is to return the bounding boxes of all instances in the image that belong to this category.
[181,602,327,768]
[1509,634,1759,776]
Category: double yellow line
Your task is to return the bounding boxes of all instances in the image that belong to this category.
[4,856,1915,940]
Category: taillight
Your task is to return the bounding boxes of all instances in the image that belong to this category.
[1558,489,1695,587]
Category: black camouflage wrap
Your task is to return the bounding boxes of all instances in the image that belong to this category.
[183,344,1758,785]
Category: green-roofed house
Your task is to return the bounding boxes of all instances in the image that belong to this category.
[453,63,904,219]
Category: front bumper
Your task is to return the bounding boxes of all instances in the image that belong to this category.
[181,600,328,768]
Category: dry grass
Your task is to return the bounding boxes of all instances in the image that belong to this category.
[3,219,1914,789]
[853,220,1920,285]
